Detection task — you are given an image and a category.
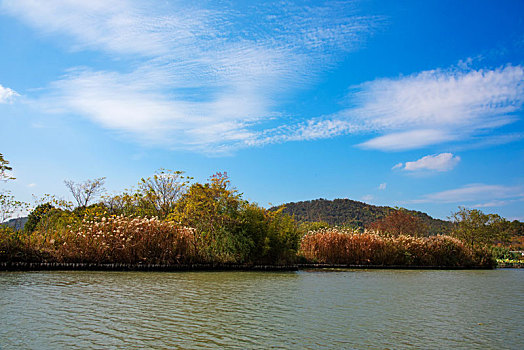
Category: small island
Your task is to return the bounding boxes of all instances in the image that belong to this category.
[2,168,522,271]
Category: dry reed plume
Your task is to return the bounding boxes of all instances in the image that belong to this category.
[46,216,196,264]
[300,228,494,267]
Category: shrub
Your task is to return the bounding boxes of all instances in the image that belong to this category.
[0,225,44,262]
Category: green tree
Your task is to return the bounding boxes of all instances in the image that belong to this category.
[25,203,54,233]
[450,207,510,248]
[171,173,301,264]
[102,191,143,217]
[100,169,191,219]
[138,169,191,219]
[263,207,301,264]
[238,203,301,264]
[508,220,524,236]
[171,172,247,262]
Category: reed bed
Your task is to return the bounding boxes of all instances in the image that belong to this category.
[2,220,495,268]
[41,216,196,264]
[300,228,495,268]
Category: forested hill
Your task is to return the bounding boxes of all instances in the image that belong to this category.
[271,198,452,235]
[3,217,28,230]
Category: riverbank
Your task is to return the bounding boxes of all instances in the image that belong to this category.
[0,261,499,272]
[1,221,497,269]
[0,262,297,272]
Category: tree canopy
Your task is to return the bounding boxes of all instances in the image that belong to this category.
[368,209,429,237]
[273,198,450,235]
[450,207,510,248]
[138,169,191,219]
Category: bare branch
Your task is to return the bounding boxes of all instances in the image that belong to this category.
[64,177,106,207]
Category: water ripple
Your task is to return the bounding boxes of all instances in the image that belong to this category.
[1,270,523,349]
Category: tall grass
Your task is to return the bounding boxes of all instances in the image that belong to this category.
[30,216,196,264]
[300,228,495,268]
[2,220,495,267]
[2,211,299,265]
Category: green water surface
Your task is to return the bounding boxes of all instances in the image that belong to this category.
[1,269,523,349]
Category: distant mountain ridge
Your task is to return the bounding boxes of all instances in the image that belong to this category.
[271,198,451,235]
[2,217,28,230]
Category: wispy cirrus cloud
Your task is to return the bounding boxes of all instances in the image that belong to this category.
[1,0,208,57]
[394,153,461,172]
[359,130,456,151]
[472,200,519,208]
[2,0,381,152]
[352,65,523,137]
[257,64,524,150]
[39,68,264,149]
[3,1,523,153]
[410,183,524,206]
[0,84,18,103]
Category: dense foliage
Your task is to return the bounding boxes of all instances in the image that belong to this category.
[450,207,511,248]
[1,172,301,265]
[0,158,518,268]
[272,198,451,235]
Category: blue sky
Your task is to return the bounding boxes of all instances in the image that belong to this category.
[1,0,523,220]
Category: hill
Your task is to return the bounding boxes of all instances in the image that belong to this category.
[2,217,28,230]
[271,198,451,236]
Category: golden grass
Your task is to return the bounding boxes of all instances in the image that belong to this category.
[46,216,196,264]
[300,228,494,267]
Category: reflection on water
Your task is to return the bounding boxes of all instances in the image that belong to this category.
[1,269,523,349]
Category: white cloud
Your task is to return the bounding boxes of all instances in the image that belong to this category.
[350,65,524,142]
[27,183,36,188]
[261,64,524,151]
[247,118,360,147]
[453,133,524,150]
[378,183,387,190]
[2,0,380,152]
[359,129,456,151]
[3,1,523,153]
[411,183,524,204]
[1,0,195,57]
[472,200,513,208]
[0,84,18,103]
[395,153,460,172]
[39,68,263,149]
[351,64,524,150]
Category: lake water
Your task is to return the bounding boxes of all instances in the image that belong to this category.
[1,269,523,349]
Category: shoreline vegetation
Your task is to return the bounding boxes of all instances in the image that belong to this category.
[1,169,523,270]
[1,215,497,269]
[0,262,499,272]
